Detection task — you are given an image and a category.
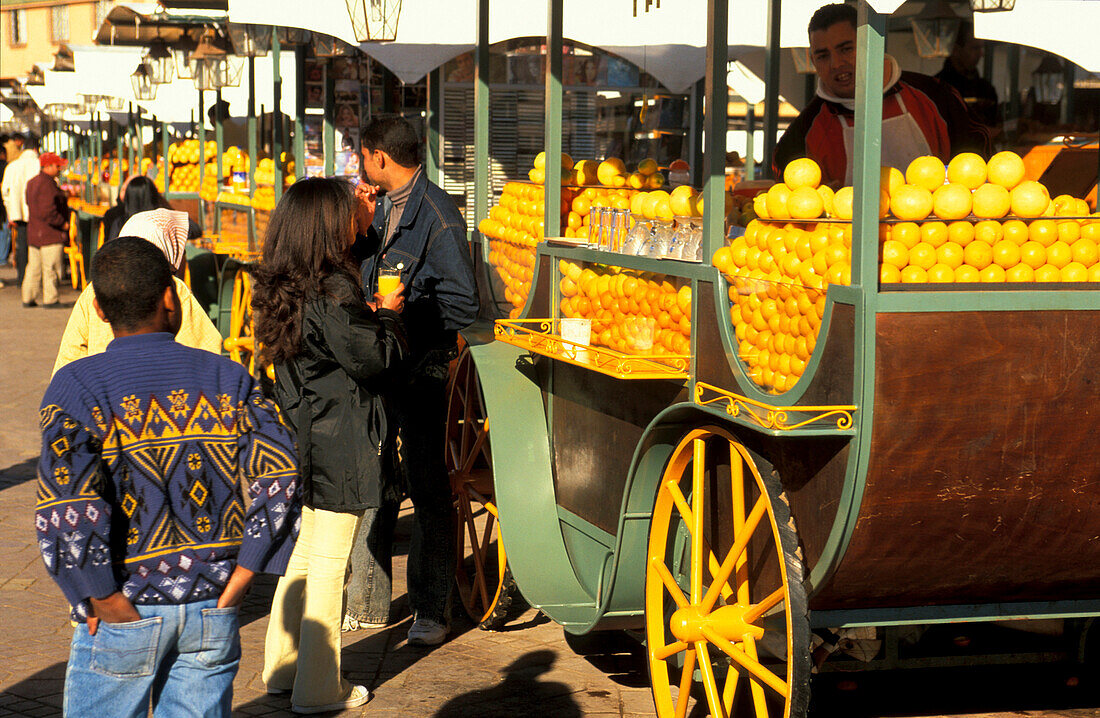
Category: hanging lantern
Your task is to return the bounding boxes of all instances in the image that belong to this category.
[131,63,157,101]
[277,26,310,46]
[80,94,102,113]
[144,38,175,85]
[103,96,127,112]
[969,0,1015,11]
[790,47,815,74]
[1032,55,1065,105]
[190,29,244,90]
[345,0,401,43]
[910,0,961,59]
[311,33,357,58]
[227,23,272,58]
[174,33,198,80]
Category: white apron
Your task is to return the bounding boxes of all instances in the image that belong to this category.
[840,94,932,186]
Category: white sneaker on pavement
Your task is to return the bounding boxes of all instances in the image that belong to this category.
[291,684,371,714]
[406,618,448,646]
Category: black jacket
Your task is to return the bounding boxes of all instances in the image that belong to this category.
[272,274,407,512]
[357,170,479,362]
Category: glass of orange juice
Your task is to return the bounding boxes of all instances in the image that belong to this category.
[377,267,402,296]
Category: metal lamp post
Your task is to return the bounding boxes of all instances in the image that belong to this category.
[910,0,962,59]
[344,0,401,42]
[144,38,175,85]
[227,23,272,57]
[131,63,158,101]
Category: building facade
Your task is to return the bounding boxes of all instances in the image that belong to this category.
[1,0,114,80]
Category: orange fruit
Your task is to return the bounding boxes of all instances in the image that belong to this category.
[1082,221,1100,241]
[906,156,947,193]
[832,186,854,220]
[890,184,934,221]
[784,158,822,190]
[947,152,987,190]
[880,264,902,283]
[927,263,955,283]
[991,239,1021,268]
[908,242,937,270]
[880,166,906,196]
[947,220,975,247]
[1018,241,1047,269]
[1002,219,1029,245]
[766,184,793,220]
[921,221,949,248]
[954,264,980,283]
[963,240,998,268]
[816,185,836,216]
[986,151,1026,190]
[882,240,910,269]
[932,183,973,220]
[974,219,1003,245]
[1029,220,1059,247]
[936,241,965,269]
[972,183,1011,219]
[1046,241,1073,269]
[788,186,825,219]
[980,264,1006,282]
[712,246,734,274]
[1071,238,1098,267]
[1010,180,1051,218]
[892,222,921,249]
[901,265,928,283]
[1034,264,1061,282]
[1058,220,1081,244]
[1006,263,1034,282]
[1061,262,1089,282]
[1090,263,1100,282]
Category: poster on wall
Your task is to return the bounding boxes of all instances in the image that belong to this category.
[303,116,324,177]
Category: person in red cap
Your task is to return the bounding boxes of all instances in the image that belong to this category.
[22,151,70,308]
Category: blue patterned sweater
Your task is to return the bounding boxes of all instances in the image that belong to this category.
[36,333,301,619]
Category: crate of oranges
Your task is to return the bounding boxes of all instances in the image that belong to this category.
[166,140,217,194]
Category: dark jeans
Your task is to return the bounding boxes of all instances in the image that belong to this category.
[14,221,27,285]
[346,358,455,625]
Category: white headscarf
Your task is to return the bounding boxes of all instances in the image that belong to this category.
[118,209,190,272]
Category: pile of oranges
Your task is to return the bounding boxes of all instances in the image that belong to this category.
[558,260,692,356]
[166,140,218,194]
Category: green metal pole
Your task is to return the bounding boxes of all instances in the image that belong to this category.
[543,0,563,239]
[691,77,705,187]
[426,67,441,186]
[323,62,334,177]
[1061,62,1075,125]
[248,55,257,246]
[761,0,781,179]
[272,28,283,202]
[703,0,728,260]
[198,91,206,232]
[127,105,135,180]
[745,104,756,180]
[215,88,224,233]
[294,47,305,177]
[160,119,168,194]
[851,2,885,290]
[136,108,144,167]
[1007,44,1020,140]
[473,0,490,233]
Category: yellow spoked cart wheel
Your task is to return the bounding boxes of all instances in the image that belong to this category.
[645,427,810,718]
[447,345,513,630]
[223,268,255,375]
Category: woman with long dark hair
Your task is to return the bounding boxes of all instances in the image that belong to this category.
[104,175,173,242]
[254,177,405,714]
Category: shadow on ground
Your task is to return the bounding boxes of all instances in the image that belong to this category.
[432,650,582,718]
[0,458,38,490]
[1,662,66,716]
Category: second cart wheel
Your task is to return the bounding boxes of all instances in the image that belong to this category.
[645,427,810,718]
[447,346,512,630]
[223,268,255,374]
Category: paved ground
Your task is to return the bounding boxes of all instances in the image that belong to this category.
[0,263,1097,718]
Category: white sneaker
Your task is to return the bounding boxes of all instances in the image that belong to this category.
[406,618,447,646]
[291,684,371,714]
[342,614,390,632]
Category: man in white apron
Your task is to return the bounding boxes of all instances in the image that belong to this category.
[774,3,990,188]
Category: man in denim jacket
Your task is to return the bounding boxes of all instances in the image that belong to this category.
[349,117,478,646]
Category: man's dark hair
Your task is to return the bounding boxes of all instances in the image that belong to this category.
[808,2,857,35]
[91,237,173,331]
[360,116,420,167]
[954,20,976,49]
[10,132,26,145]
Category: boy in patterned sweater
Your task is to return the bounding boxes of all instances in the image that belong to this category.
[35,237,301,717]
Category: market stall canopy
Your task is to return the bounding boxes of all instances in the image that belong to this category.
[227,0,1100,91]
[94,2,226,45]
[973,0,1100,73]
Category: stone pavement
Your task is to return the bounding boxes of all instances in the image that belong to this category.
[0,263,1097,718]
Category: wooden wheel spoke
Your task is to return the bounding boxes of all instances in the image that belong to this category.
[461,424,490,475]
[743,587,786,625]
[674,648,697,718]
[702,497,767,613]
[653,640,689,661]
[694,641,727,718]
[701,626,788,699]
[649,557,690,610]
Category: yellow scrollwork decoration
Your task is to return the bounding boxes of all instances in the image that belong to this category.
[694,382,855,431]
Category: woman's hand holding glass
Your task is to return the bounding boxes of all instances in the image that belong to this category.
[374,282,405,313]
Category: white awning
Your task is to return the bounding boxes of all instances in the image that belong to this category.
[973,0,1100,73]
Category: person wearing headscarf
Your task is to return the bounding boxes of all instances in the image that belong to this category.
[52,208,223,375]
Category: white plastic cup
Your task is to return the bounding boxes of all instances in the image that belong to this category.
[560,317,592,362]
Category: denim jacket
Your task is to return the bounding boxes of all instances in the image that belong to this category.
[358,170,479,362]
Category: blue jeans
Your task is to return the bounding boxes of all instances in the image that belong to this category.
[0,222,11,267]
[65,599,240,718]
[346,358,455,625]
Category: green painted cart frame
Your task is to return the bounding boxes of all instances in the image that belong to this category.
[453,2,1100,716]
